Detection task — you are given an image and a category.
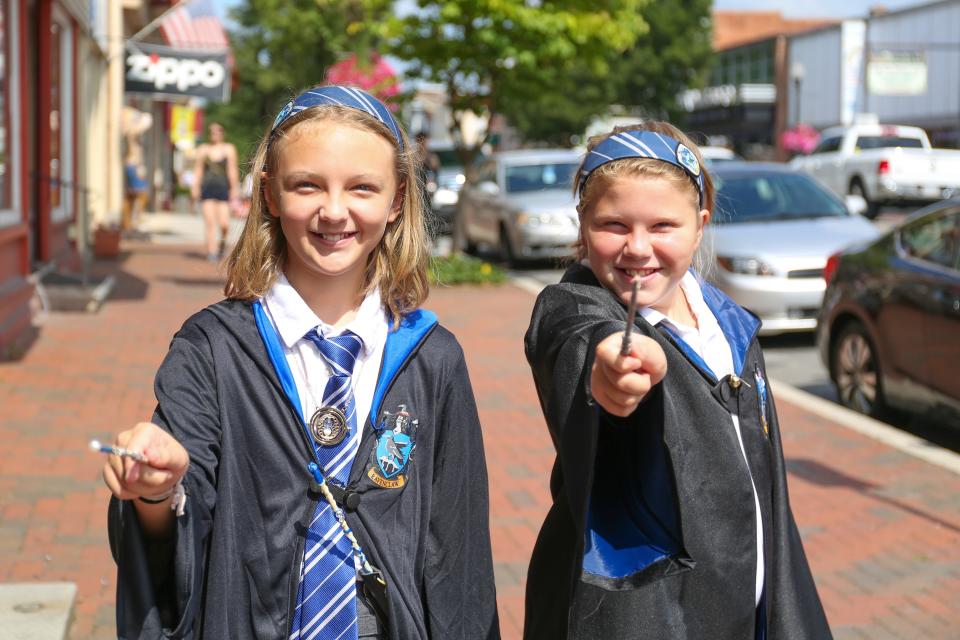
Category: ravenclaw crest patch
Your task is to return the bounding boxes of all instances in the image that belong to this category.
[367,404,418,489]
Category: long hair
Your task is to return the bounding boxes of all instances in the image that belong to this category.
[573,121,716,277]
[224,101,430,325]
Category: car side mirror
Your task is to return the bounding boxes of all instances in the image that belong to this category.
[845,194,868,216]
[477,181,500,195]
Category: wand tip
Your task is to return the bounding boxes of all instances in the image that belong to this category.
[89,439,102,451]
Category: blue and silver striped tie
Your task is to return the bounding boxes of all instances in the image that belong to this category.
[289,329,363,640]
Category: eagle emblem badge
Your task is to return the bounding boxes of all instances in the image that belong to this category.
[367,404,418,489]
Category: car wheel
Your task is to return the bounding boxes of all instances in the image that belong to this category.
[832,321,885,417]
[849,179,879,220]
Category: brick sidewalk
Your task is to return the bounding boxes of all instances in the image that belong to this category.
[1,242,958,639]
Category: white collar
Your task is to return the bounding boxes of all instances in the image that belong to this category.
[639,271,710,332]
[261,273,384,356]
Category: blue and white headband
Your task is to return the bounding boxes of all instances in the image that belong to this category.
[578,130,705,208]
[271,85,404,150]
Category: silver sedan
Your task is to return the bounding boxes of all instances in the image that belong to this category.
[455,149,582,265]
[707,163,880,335]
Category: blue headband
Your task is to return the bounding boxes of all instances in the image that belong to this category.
[271,85,404,150]
[579,130,705,208]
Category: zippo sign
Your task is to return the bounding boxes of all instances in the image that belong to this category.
[125,44,230,102]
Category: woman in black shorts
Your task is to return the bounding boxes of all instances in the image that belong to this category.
[192,122,239,261]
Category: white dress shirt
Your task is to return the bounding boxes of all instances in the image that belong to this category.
[640,271,765,606]
[260,274,388,433]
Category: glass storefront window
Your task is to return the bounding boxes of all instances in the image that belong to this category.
[49,20,61,210]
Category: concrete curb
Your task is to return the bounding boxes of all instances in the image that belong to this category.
[0,582,76,640]
[770,378,960,476]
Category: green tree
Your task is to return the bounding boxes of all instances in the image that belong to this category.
[207,0,393,161]
[387,0,649,169]
[505,0,714,145]
[613,0,713,124]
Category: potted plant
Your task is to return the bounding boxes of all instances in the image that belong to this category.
[93,223,121,258]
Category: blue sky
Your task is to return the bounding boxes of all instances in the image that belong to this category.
[215,0,932,21]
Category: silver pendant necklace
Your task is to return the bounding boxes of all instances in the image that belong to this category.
[295,338,351,447]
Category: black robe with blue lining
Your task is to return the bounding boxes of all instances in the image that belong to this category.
[107,299,500,639]
[523,264,831,640]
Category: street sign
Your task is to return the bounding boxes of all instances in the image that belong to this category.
[867,50,927,96]
[124,43,230,102]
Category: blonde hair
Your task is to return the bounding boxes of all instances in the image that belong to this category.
[224,99,430,325]
[573,121,716,276]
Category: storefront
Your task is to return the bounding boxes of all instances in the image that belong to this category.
[0,0,114,356]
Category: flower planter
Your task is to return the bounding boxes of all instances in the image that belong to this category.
[93,227,121,258]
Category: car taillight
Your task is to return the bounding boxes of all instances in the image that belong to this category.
[877,159,890,175]
[824,252,841,285]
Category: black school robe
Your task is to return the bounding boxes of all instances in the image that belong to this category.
[523,264,830,640]
[108,299,500,639]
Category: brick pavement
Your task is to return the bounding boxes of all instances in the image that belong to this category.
[0,240,958,639]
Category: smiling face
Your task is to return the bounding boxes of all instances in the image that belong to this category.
[584,176,709,320]
[265,120,400,296]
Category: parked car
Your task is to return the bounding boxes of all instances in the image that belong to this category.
[428,143,474,234]
[700,145,743,166]
[816,199,960,424]
[455,149,581,264]
[707,163,880,335]
[790,117,960,218]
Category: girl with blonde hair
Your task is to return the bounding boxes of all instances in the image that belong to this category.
[102,85,500,640]
[524,122,830,639]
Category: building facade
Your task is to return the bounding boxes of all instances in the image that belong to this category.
[0,0,230,357]
[683,2,960,161]
[0,0,124,355]
[680,11,836,160]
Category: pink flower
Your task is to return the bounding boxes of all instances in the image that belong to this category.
[325,54,400,109]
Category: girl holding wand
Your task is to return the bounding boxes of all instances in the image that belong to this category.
[102,85,500,640]
[523,122,830,639]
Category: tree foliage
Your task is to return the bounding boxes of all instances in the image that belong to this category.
[505,0,714,145]
[614,0,713,124]
[206,0,393,160]
[386,0,649,166]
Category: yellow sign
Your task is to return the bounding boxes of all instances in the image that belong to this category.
[170,105,198,146]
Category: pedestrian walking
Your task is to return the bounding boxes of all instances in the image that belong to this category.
[101,85,499,640]
[523,122,831,639]
[121,107,152,231]
[192,121,240,261]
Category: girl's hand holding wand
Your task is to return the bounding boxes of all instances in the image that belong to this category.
[100,422,190,536]
[592,326,668,418]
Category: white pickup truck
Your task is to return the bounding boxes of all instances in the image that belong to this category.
[790,122,960,218]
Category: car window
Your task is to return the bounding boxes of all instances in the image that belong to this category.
[854,136,924,150]
[713,172,848,223]
[504,162,578,194]
[900,211,960,271]
[812,137,841,154]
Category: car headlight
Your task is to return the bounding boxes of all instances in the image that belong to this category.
[516,212,576,227]
[432,188,458,206]
[516,212,548,226]
[717,256,775,276]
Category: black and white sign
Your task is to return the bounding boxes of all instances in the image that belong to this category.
[125,43,230,102]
